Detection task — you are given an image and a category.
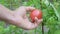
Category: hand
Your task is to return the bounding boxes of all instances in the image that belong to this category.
[10,6,43,30]
[0,4,42,30]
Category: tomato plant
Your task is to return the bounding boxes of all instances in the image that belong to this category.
[0,0,60,34]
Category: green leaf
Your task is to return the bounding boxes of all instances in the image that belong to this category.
[54,30,60,34]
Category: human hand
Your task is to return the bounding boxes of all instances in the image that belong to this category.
[5,6,43,30]
[0,4,42,30]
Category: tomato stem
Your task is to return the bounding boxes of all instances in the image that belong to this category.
[42,22,44,34]
[40,0,44,34]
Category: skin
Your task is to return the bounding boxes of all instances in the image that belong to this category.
[0,4,42,30]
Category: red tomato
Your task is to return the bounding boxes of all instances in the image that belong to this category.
[30,9,42,22]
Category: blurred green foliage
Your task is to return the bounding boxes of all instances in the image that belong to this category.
[0,0,60,34]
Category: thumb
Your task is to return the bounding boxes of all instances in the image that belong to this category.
[34,17,43,25]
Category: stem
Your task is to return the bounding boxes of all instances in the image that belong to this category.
[42,22,44,34]
[40,0,44,34]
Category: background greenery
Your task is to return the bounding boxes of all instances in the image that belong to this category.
[0,0,60,34]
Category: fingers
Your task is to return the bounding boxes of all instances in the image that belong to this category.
[34,17,43,25]
[26,6,36,12]
[34,17,38,23]
[16,6,35,11]
[14,6,35,12]
[27,18,43,30]
[20,6,36,12]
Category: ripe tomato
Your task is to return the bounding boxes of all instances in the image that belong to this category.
[30,9,42,22]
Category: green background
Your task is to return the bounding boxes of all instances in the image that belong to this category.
[0,0,60,34]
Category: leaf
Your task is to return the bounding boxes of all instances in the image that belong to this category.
[54,30,60,34]
[50,3,60,21]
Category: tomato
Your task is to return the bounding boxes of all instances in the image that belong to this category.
[30,9,42,22]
